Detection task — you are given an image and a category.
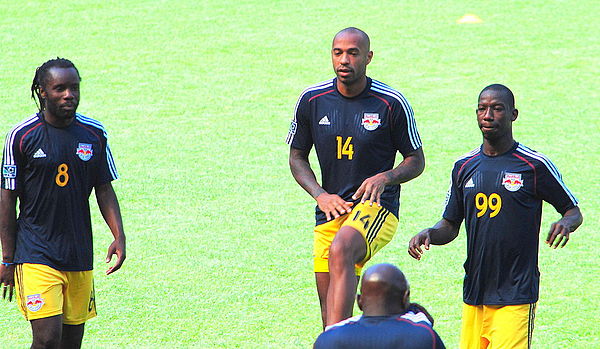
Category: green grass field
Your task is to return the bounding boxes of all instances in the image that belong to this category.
[0,1,598,347]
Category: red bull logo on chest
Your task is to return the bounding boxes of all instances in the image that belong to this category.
[26,294,44,312]
[361,113,380,131]
[502,172,523,192]
[76,143,93,161]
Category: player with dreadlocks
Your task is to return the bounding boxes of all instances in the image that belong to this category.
[30,58,81,114]
[0,58,127,348]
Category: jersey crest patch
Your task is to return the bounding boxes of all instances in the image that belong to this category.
[76,143,93,161]
[361,113,380,131]
[26,294,44,312]
[2,165,16,178]
[502,172,523,192]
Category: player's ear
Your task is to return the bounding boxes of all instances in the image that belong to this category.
[512,108,518,121]
[403,290,410,307]
[357,294,364,311]
[366,51,373,65]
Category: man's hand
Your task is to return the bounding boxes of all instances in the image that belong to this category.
[408,229,432,260]
[352,173,389,206]
[546,221,572,249]
[545,206,583,249]
[0,264,15,302]
[105,239,126,275]
[316,193,354,221]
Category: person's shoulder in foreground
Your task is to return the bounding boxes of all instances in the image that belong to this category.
[314,264,445,349]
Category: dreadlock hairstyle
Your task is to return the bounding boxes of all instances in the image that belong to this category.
[31,58,81,113]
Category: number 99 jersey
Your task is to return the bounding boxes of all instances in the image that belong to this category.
[1,113,118,271]
[287,78,422,225]
[443,142,578,306]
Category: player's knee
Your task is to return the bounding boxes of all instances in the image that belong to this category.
[32,332,60,349]
[330,229,365,265]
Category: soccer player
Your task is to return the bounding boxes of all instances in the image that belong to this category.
[287,27,425,328]
[0,58,126,348]
[408,84,583,349]
[314,263,445,349]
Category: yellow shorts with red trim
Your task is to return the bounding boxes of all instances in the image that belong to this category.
[460,303,537,349]
[14,263,96,325]
[313,201,398,275]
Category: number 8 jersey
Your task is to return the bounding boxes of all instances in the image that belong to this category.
[1,113,118,271]
[287,78,422,225]
[443,142,578,305]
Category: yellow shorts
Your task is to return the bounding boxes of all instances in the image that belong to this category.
[314,201,398,275]
[460,303,536,349]
[14,263,96,325]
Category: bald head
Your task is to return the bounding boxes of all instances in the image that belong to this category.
[357,264,410,316]
[479,84,515,109]
[333,27,370,51]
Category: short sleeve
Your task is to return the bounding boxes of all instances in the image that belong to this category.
[390,96,422,156]
[2,130,24,191]
[286,92,313,150]
[94,130,119,186]
[535,160,578,215]
[442,163,464,223]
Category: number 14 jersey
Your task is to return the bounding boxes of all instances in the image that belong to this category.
[287,78,422,225]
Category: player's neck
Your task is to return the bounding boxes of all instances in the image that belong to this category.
[42,110,75,128]
[482,137,515,157]
[337,76,367,98]
[362,305,407,317]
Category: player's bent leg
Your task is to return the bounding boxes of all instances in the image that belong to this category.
[314,216,344,328]
[315,272,330,329]
[30,315,63,349]
[326,226,366,326]
[61,323,85,349]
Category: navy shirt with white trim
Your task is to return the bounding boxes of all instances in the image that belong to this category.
[443,142,578,305]
[2,113,118,271]
[314,310,445,349]
[287,77,422,225]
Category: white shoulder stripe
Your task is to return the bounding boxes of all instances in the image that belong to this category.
[516,144,578,205]
[3,114,39,189]
[324,315,362,331]
[455,147,480,162]
[401,311,432,326]
[76,114,108,137]
[287,79,335,145]
[293,79,334,122]
[370,80,421,149]
[4,114,39,166]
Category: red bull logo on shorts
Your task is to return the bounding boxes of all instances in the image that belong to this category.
[26,294,44,312]
[76,143,93,161]
[502,172,523,192]
[362,113,380,131]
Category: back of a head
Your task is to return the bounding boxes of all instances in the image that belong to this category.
[359,263,409,314]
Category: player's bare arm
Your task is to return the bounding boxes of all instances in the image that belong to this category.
[353,147,425,206]
[95,182,126,275]
[0,189,17,301]
[408,218,460,260]
[289,147,353,221]
[546,206,583,249]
